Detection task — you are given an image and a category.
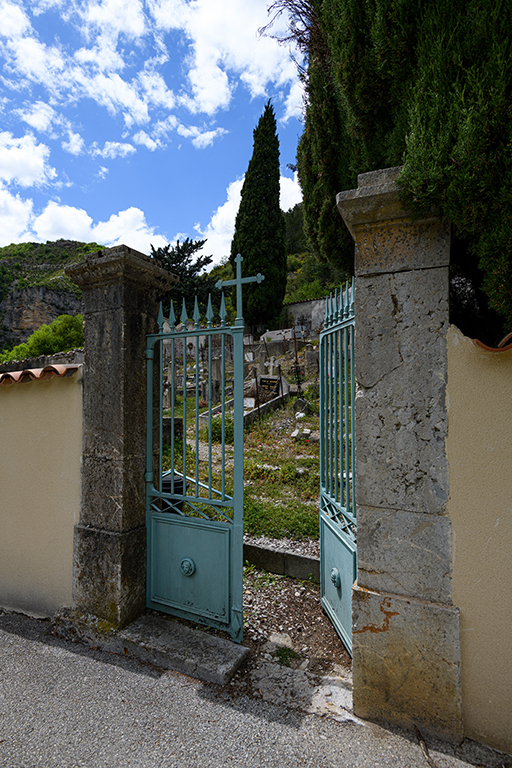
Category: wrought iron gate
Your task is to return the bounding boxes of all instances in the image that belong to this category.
[319,279,356,654]
[145,255,263,643]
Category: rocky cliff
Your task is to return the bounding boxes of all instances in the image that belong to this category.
[0,285,81,349]
[0,239,101,350]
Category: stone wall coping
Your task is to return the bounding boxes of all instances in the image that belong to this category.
[0,348,84,374]
[65,244,177,292]
[0,363,81,386]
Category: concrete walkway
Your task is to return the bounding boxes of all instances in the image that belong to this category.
[0,612,508,768]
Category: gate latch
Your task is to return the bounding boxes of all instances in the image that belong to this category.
[330,567,341,589]
[180,558,196,576]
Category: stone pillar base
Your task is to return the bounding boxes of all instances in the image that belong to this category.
[73,524,145,628]
[352,584,463,743]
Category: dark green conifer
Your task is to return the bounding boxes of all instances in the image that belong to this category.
[230,101,286,327]
[269,0,512,338]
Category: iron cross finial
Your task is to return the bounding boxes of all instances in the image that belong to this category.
[215,254,264,326]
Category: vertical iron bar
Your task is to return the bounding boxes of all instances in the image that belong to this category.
[334,327,339,504]
[350,320,356,517]
[343,324,349,509]
[221,331,226,500]
[336,327,341,506]
[319,333,326,495]
[328,329,334,498]
[231,325,244,641]
[195,334,200,497]
[208,333,213,499]
[182,335,187,488]
[159,336,163,494]
[145,339,155,606]
[170,337,175,490]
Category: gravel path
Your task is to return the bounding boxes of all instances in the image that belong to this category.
[1,611,504,768]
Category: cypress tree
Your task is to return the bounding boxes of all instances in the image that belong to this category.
[297,55,355,274]
[270,0,512,339]
[230,101,286,327]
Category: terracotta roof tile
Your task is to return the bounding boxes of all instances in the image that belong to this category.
[0,364,81,386]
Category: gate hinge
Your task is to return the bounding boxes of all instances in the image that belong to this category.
[145,472,153,483]
[146,349,154,359]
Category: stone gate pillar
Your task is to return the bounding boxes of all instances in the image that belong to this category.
[66,246,176,629]
[337,167,462,742]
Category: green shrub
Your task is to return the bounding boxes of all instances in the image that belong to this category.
[0,314,83,362]
[203,412,235,444]
[243,495,319,539]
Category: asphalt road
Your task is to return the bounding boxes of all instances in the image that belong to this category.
[0,612,507,768]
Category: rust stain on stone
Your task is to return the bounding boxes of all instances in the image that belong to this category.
[355,596,400,634]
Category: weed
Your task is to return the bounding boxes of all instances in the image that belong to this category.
[244,563,285,590]
[202,412,235,444]
[274,646,300,667]
[244,495,319,539]
[162,441,195,472]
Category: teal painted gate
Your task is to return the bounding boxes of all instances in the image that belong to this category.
[145,255,263,643]
[319,279,356,654]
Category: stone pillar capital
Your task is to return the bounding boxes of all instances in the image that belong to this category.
[65,244,177,295]
[337,166,450,276]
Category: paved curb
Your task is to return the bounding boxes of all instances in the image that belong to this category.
[52,544,317,689]
[53,610,249,685]
[243,543,320,582]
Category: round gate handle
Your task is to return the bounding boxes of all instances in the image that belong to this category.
[180,558,196,576]
[330,567,341,589]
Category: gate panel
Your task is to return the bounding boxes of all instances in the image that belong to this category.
[145,254,263,643]
[319,280,356,654]
[150,517,230,621]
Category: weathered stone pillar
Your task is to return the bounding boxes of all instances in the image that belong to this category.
[337,167,462,742]
[66,246,176,629]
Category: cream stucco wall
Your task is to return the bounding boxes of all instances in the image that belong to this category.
[0,371,82,617]
[447,326,512,753]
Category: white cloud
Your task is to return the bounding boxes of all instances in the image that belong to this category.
[82,0,147,41]
[151,114,179,140]
[195,172,302,266]
[194,177,243,265]
[1,0,300,139]
[133,131,159,150]
[73,28,128,73]
[91,141,136,159]
[92,207,167,252]
[282,79,305,123]
[30,0,66,15]
[0,0,31,38]
[62,131,85,155]
[18,101,55,132]
[31,200,167,253]
[177,123,228,149]
[77,72,151,126]
[280,173,302,211]
[6,35,66,89]
[138,70,175,110]
[150,0,300,116]
[0,132,56,187]
[0,187,33,243]
[33,201,93,241]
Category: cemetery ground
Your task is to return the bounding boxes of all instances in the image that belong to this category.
[164,377,353,692]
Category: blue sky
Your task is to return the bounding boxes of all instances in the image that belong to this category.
[0,0,303,265]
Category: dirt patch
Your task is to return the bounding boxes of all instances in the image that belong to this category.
[241,566,351,678]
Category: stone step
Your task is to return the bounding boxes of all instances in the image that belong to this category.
[53,610,249,686]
